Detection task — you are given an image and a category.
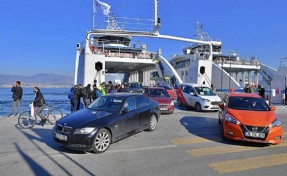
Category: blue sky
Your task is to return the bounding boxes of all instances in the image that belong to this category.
[1,0,287,77]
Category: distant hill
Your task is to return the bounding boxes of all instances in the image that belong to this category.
[0,73,73,88]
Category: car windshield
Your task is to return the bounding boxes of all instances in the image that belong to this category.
[150,89,170,97]
[194,87,216,96]
[129,83,143,88]
[88,96,125,113]
[228,96,270,111]
[159,85,172,90]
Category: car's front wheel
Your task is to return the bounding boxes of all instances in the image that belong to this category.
[92,129,111,153]
[148,114,158,131]
[195,102,202,112]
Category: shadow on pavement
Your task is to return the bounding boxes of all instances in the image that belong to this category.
[14,142,51,176]
[180,115,270,147]
[16,127,96,176]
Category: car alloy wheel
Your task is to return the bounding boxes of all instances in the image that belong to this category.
[148,114,157,131]
[93,129,111,153]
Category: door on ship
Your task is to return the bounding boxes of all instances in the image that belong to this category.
[138,70,143,83]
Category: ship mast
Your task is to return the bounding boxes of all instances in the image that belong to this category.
[153,0,161,34]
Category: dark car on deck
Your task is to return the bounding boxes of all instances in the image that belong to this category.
[125,82,145,93]
[53,93,160,153]
[144,87,174,114]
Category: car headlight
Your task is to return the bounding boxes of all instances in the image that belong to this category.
[74,127,95,134]
[201,98,210,102]
[268,119,281,128]
[224,113,240,125]
[170,101,174,106]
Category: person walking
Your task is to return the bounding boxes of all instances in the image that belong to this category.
[33,87,47,125]
[9,81,23,117]
[82,84,92,108]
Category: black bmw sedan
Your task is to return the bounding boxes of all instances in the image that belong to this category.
[53,93,160,153]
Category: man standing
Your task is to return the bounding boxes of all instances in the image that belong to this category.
[257,85,265,99]
[91,84,102,102]
[73,85,82,111]
[244,84,252,93]
[9,81,23,117]
[82,84,92,108]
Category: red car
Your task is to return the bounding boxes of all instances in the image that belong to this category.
[158,85,177,100]
[144,87,174,114]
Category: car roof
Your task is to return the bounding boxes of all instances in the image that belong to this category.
[146,87,165,90]
[228,93,261,98]
[179,83,208,87]
[104,93,143,98]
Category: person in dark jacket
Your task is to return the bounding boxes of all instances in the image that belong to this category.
[257,85,265,99]
[33,87,47,125]
[91,84,102,102]
[9,81,23,117]
[68,85,76,113]
[82,84,92,108]
[244,84,252,93]
[73,85,82,111]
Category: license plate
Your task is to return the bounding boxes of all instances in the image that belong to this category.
[160,108,167,111]
[213,105,219,108]
[245,132,265,138]
[55,133,67,141]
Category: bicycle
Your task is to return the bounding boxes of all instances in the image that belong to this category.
[18,104,63,129]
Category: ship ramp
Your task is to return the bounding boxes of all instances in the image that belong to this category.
[152,53,183,88]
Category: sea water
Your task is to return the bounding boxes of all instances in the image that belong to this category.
[0,88,71,117]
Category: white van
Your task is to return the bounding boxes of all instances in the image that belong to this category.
[177,83,221,111]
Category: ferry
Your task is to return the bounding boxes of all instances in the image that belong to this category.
[74,0,286,104]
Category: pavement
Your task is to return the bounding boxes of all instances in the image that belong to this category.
[0,105,287,176]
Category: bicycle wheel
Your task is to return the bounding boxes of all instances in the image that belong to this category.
[47,109,63,125]
[18,111,37,129]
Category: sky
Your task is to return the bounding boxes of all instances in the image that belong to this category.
[1,0,287,77]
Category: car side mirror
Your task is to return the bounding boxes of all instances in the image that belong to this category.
[122,108,129,114]
[270,106,276,111]
[190,92,195,96]
[218,103,224,109]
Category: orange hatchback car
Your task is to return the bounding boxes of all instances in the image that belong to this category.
[218,93,283,144]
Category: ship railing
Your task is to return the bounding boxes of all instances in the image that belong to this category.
[94,16,155,33]
[88,39,148,50]
[89,47,156,60]
[221,50,239,56]
[213,58,260,66]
